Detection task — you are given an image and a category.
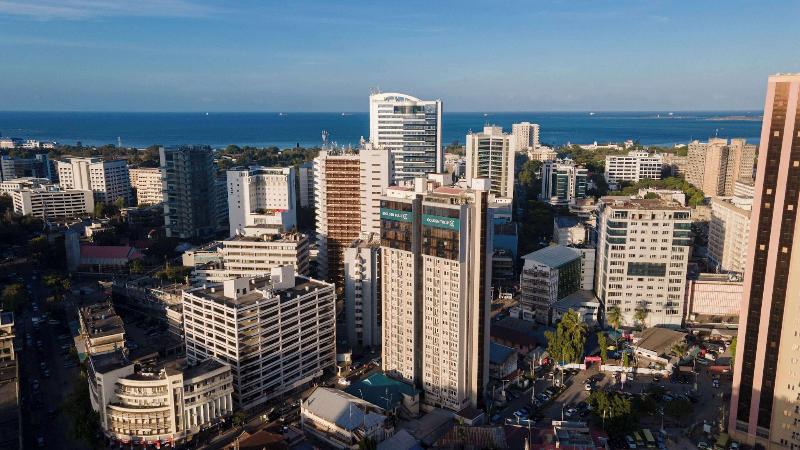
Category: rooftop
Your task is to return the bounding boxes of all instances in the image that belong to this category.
[634,327,687,357]
[554,215,581,228]
[304,387,386,431]
[522,245,582,268]
[79,303,125,339]
[553,290,600,310]
[189,275,330,308]
[345,373,418,411]
[599,197,690,211]
[489,342,516,365]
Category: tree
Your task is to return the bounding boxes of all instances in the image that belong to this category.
[606,306,622,330]
[358,437,378,450]
[587,390,636,437]
[129,259,145,274]
[670,342,688,357]
[545,309,588,364]
[231,410,247,427]
[93,202,106,218]
[518,160,542,188]
[729,337,737,368]
[633,308,648,330]
[114,196,126,211]
[664,399,693,424]
[598,332,608,363]
[63,373,101,446]
[1,284,26,311]
[622,352,630,368]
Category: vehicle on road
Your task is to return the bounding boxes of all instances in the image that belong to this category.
[624,435,637,449]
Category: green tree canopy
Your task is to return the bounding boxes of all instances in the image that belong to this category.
[1,284,26,311]
[606,306,622,330]
[545,309,588,364]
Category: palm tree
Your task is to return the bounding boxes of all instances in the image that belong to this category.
[606,306,622,331]
[634,308,648,330]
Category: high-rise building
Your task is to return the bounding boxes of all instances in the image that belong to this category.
[7,181,94,219]
[730,73,800,448]
[465,126,515,199]
[343,233,381,350]
[380,178,492,412]
[128,167,164,205]
[226,166,297,236]
[511,122,540,152]
[183,267,336,409]
[604,151,663,184]
[0,154,53,181]
[298,161,314,208]
[314,149,361,284]
[708,196,751,274]
[686,138,757,197]
[540,159,588,207]
[369,92,442,179]
[314,146,390,284]
[595,197,691,328]
[161,145,219,239]
[56,157,131,205]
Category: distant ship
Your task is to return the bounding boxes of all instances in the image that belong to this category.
[589,112,595,116]
[341,113,351,116]
[279,112,286,116]
[205,112,209,116]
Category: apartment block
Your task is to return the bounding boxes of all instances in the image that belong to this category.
[359,144,393,236]
[343,233,381,350]
[604,151,663,184]
[528,146,558,162]
[380,178,492,412]
[298,161,314,208]
[520,245,583,324]
[708,196,752,274]
[161,145,220,239]
[511,122,540,151]
[730,74,800,448]
[128,167,164,205]
[686,138,756,197]
[369,92,442,179]
[56,157,131,205]
[540,159,588,207]
[10,185,94,219]
[0,154,53,181]
[466,126,515,199]
[183,266,336,409]
[595,197,691,328]
[227,166,297,236]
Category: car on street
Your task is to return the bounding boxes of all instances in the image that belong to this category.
[584,382,593,391]
[624,435,637,449]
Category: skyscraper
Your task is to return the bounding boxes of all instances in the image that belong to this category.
[465,126,515,199]
[56,156,131,205]
[369,92,442,180]
[161,145,219,239]
[380,178,492,412]
[686,138,757,197]
[730,74,800,448]
[511,122,540,152]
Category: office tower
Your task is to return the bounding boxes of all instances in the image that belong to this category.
[604,151,663,184]
[686,138,757,197]
[298,161,314,208]
[183,266,336,409]
[511,122,540,151]
[359,144,393,235]
[160,145,219,239]
[540,159,588,206]
[314,146,390,284]
[465,126,515,199]
[708,196,751,274]
[188,229,310,283]
[56,157,131,205]
[369,92,443,179]
[595,197,691,328]
[0,154,52,181]
[380,178,492,412]
[343,233,381,350]
[226,166,297,236]
[314,149,361,284]
[128,167,164,205]
[9,186,94,219]
[520,245,583,324]
[730,74,800,448]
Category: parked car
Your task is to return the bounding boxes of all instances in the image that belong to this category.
[624,435,637,449]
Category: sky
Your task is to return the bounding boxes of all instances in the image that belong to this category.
[0,0,798,112]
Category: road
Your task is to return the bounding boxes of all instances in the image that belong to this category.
[15,267,88,450]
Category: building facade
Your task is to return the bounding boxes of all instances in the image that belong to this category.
[359,144,393,236]
[128,167,164,205]
[604,151,663,184]
[369,92,442,179]
[465,126,515,199]
[0,154,53,181]
[161,145,220,239]
[343,234,381,350]
[511,122,540,152]
[686,138,757,197]
[595,198,691,328]
[380,179,492,412]
[226,166,297,236]
[183,267,336,409]
[10,186,94,219]
[540,159,588,207]
[708,196,752,274]
[56,157,131,205]
[298,161,314,208]
[730,74,800,448]
[520,245,583,324]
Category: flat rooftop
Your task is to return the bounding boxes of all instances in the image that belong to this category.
[79,303,125,338]
[635,327,687,357]
[599,197,690,211]
[190,276,330,308]
[522,245,581,268]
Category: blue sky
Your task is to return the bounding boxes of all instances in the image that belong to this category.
[0,0,797,112]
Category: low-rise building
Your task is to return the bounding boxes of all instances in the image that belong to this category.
[10,185,94,219]
[551,290,600,328]
[604,151,662,184]
[520,246,583,323]
[489,342,517,380]
[78,303,126,356]
[684,273,743,325]
[344,373,420,419]
[183,267,336,409]
[631,327,687,369]
[301,387,391,449]
[553,215,586,246]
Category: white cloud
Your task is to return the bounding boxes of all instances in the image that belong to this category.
[0,0,222,21]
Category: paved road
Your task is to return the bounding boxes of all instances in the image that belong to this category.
[16,268,88,450]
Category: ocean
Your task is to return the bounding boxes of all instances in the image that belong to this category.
[0,111,763,149]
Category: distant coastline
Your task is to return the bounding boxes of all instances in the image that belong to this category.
[703,115,763,121]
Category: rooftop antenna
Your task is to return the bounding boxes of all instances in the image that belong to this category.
[321,130,329,149]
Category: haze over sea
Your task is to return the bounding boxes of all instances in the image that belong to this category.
[0,111,763,149]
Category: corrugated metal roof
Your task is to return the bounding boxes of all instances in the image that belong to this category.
[521,245,581,268]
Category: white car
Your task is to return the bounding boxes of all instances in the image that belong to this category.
[584,382,592,391]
